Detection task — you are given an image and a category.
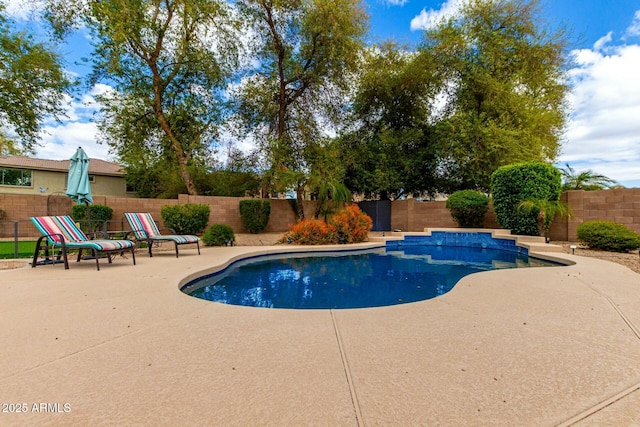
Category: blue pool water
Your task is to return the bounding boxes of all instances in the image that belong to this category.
[183,244,560,309]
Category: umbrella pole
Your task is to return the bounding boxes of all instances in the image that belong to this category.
[86,201,92,237]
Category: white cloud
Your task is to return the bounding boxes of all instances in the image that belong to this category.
[2,0,41,20]
[625,10,640,38]
[559,43,640,187]
[593,31,612,51]
[35,84,114,161]
[385,0,409,6]
[410,0,467,31]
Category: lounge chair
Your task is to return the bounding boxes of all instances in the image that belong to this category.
[124,212,200,258]
[31,216,136,271]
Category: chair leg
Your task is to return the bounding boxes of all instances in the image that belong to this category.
[131,247,136,265]
[61,245,69,270]
[196,241,200,255]
[174,242,179,258]
[77,249,83,263]
[32,236,47,268]
[147,239,153,257]
[93,249,100,271]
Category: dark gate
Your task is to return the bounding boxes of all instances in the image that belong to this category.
[358,200,391,232]
[47,193,72,216]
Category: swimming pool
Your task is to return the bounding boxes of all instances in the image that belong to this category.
[182,238,560,309]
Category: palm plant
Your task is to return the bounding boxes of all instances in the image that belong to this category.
[518,199,572,239]
[560,163,617,191]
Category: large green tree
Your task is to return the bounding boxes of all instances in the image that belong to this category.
[339,42,443,199]
[235,0,367,218]
[45,0,238,195]
[0,3,72,152]
[420,0,569,191]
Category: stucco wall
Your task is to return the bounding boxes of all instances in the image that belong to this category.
[0,169,133,198]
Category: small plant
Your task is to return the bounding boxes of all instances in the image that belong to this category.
[445,190,489,228]
[0,209,6,221]
[160,204,210,235]
[280,219,338,245]
[518,198,571,239]
[577,221,640,252]
[71,204,114,232]
[239,200,271,233]
[329,204,372,243]
[202,224,235,246]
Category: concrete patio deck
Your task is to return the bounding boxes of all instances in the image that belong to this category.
[1,241,639,426]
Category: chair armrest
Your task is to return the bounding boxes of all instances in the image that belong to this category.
[127,228,149,239]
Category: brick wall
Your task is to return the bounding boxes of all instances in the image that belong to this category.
[2,189,640,240]
[391,199,500,232]
[0,193,311,238]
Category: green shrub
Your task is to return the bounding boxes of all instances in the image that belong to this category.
[0,209,6,221]
[577,221,640,252]
[329,204,372,243]
[239,200,271,233]
[445,190,489,227]
[202,224,235,246]
[491,162,561,236]
[160,204,210,235]
[71,204,114,232]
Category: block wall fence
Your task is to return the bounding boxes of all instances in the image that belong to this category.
[1,188,639,240]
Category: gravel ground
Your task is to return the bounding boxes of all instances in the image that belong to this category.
[552,241,640,275]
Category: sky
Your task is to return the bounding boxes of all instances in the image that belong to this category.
[5,0,640,188]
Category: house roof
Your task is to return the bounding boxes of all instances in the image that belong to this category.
[0,156,125,177]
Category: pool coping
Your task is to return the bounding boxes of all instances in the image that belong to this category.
[1,236,639,425]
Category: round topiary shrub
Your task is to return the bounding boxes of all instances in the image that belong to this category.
[160,204,210,235]
[239,199,271,233]
[202,224,236,246]
[577,221,640,252]
[491,162,561,236]
[445,190,489,228]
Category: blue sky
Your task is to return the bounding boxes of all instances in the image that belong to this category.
[5,0,640,188]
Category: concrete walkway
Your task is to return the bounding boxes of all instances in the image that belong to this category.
[1,242,639,426]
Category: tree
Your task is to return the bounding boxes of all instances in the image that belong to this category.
[339,42,443,199]
[0,3,72,152]
[235,0,367,218]
[560,163,617,191]
[45,0,238,195]
[518,198,571,238]
[420,0,569,191]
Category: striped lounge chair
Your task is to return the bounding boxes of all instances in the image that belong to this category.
[31,216,136,271]
[124,212,200,258]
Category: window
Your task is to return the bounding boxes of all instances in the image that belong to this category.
[64,174,95,187]
[0,168,32,187]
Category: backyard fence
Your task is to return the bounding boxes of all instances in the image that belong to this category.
[1,188,639,258]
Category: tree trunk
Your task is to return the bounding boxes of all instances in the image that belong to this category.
[296,185,305,221]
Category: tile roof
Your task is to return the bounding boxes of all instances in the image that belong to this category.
[0,156,125,176]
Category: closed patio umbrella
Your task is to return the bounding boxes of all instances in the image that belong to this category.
[66,147,94,232]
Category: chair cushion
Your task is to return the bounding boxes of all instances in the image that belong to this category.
[31,216,89,243]
[151,235,200,244]
[61,239,135,251]
[124,212,162,239]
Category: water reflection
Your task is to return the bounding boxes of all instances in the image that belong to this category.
[188,247,558,309]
